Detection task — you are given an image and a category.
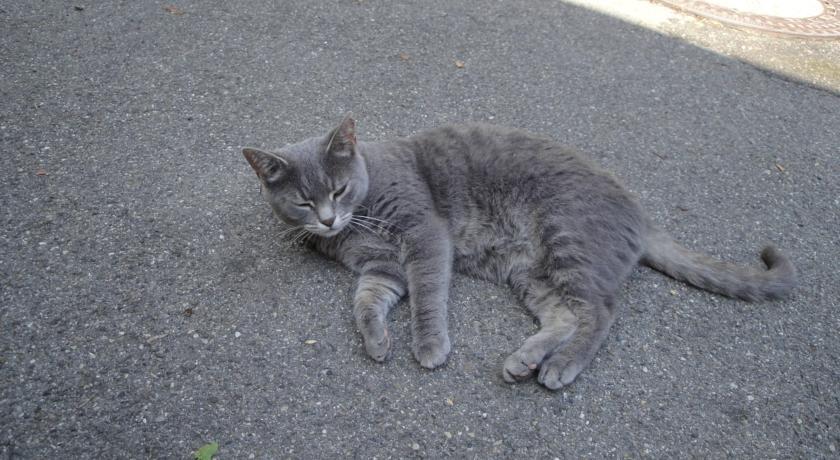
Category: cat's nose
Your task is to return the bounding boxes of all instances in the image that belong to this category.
[320,216,336,227]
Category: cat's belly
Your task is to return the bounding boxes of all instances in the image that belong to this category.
[451,218,541,284]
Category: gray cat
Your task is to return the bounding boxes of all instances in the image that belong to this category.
[242,116,796,390]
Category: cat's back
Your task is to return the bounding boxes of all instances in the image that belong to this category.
[412,123,567,165]
[407,123,615,200]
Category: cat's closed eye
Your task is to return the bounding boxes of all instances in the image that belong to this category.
[295,202,314,209]
[331,184,348,200]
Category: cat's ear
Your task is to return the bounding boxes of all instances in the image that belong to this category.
[242,148,288,183]
[326,115,357,158]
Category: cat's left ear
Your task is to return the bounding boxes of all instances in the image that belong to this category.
[326,115,357,158]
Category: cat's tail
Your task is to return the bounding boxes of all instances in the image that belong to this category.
[641,227,796,302]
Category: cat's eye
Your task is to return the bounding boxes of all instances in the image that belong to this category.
[295,202,314,209]
[331,184,348,200]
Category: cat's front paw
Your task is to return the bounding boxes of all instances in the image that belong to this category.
[361,326,391,362]
[413,334,451,369]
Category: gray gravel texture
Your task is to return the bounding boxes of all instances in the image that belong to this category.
[1,1,838,458]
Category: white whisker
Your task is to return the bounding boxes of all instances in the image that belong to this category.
[290,229,312,245]
[351,218,395,239]
[301,232,316,246]
[353,215,394,225]
[351,216,394,236]
[352,215,400,232]
[276,225,303,238]
[350,219,378,235]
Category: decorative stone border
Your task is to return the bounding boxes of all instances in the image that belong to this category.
[653,0,840,37]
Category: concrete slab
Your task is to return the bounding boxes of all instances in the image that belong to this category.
[705,0,824,18]
[565,0,840,90]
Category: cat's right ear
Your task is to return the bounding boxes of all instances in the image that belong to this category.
[242,148,288,183]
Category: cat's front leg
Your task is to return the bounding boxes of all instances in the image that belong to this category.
[402,218,453,369]
[338,237,407,362]
[353,266,406,362]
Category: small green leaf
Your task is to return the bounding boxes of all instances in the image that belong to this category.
[194,442,218,460]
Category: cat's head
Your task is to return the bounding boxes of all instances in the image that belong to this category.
[243,116,369,237]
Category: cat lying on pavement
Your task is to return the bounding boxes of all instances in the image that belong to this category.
[242,116,795,390]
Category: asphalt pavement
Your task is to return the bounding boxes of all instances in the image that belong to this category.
[1,1,838,458]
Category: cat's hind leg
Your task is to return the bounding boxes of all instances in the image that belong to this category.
[502,276,579,383]
[504,271,617,389]
[536,296,614,390]
[509,217,640,389]
[532,225,640,389]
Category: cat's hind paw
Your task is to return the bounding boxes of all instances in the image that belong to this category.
[537,355,583,390]
[502,351,540,383]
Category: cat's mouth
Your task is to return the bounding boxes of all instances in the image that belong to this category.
[305,213,349,238]
[313,227,343,237]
